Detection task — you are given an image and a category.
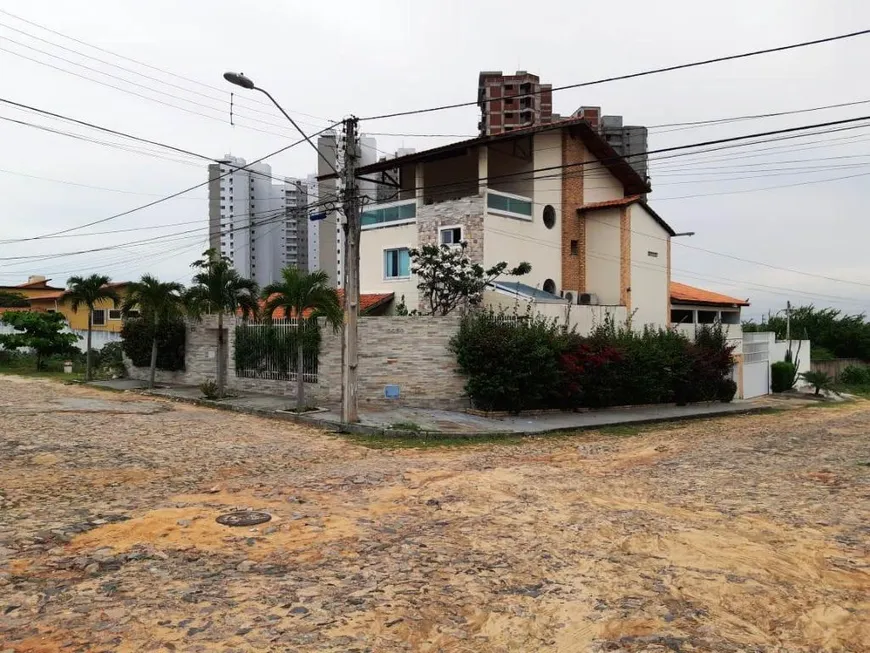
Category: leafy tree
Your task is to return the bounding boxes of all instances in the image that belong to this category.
[66,274,120,381]
[409,243,531,316]
[122,274,186,388]
[185,249,258,397]
[261,267,343,410]
[0,311,79,370]
[0,291,29,308]
[744,305,870,360]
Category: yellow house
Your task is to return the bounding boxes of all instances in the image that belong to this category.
[1,276,132,333]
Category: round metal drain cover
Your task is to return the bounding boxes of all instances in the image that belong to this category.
[216,511,272,527]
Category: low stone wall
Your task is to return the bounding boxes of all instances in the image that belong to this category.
[125,314,467,409]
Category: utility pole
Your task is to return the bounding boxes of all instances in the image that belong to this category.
[786,300,792,343]
[341,117,361,423]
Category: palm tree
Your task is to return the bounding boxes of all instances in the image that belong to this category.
[185,249,258,397]
[122,274,186,389]
[261,268,343,411]
[66,274,120,381]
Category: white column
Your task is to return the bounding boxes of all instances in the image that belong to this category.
[415,163,425,208]
[478,146,488,195]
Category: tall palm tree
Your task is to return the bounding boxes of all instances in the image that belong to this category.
[66,274,120,381]
[185,249,258,397]
[122,274,186,389]
[262,268,342,411]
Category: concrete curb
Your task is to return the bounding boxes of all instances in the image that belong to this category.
[121,388,778,440]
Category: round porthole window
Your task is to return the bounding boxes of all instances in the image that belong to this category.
[543,205,556,229]
[543,279,556,295]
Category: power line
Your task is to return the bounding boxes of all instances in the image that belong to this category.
[0,8,331,123]
[359,29,870,121]
[0,18,334,130]
[1,121,341,243]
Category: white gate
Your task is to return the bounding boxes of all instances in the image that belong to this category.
[742,334,771,398]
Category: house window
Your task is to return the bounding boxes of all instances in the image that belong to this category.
[721,311,740,325]
[440,226,462,246]
[108,309,122,321]
[671,309,693,324]
[570,240,579,256]
[92,309,106,326]
[384,248,410,279]
[542,205,556,229]
[697,310,717,324]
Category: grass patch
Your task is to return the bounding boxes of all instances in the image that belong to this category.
[389,421,423,432]
[0,367,83,382]
[341,432,527,449]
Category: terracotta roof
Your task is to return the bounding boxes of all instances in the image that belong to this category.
[28,292,65,301]
[319,117,650,196]
[14,279,62,290]
[670,281,749,307]
[250,291,394,319]
[578,195,676,237]
[579,195,643,210]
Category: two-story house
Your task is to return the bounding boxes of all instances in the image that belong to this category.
[319,116,676,331]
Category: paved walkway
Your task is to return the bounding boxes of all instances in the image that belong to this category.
[90,379,781,435]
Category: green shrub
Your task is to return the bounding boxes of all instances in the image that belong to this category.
[800,370,833,396]
[450,309,565,413]
[121,318,185,371]
[810,346,836,362]
[839,364,870,386]
[200,379,220,399]
[717,378,738,403]
[771,361,796,393]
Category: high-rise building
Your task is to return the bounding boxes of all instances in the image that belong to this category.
[477,70,553,136]
[304,173,320,272]
[315,132,382,287]
[208,155,310,287]
[573,108,649,184]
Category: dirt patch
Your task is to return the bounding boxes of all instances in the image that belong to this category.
[2,378,869,651]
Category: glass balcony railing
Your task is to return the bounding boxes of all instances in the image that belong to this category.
[361,199,417,228]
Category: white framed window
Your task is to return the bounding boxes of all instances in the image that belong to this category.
[92,309,106,326]
[439,225,463,246]
[384,248,411,279]
[108,309,122,321]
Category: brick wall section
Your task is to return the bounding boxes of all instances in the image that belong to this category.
[416,195,484,263]
[561,130,585,291]
[620,205,631,310]
[127,315,467,410]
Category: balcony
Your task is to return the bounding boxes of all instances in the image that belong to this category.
[361,199,417,230]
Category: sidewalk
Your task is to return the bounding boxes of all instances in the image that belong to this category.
[90,379,784,437]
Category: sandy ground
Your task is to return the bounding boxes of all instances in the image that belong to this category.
[1,375,869,653]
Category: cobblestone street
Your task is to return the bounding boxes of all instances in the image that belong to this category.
[2,375,869,652]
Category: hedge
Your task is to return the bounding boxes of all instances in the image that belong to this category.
[451,310,737,413]
[121,318,186,371]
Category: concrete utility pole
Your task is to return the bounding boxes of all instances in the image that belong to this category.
[341,117,361,423]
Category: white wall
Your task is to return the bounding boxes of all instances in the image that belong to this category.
[483,132,563,292]
[584,207,621,303]
[629,204,669,328]
[359,222,419,312]
[0,323,120,353]
[771,338,812,379]
[581,141,625,204]
[482,292,627,336]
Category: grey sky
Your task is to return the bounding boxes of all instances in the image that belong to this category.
[1,0,869,319]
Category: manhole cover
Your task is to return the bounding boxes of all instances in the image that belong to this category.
[216,511,272,527]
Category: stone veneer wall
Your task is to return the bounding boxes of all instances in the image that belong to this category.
[417,195,484,263]
[127,314,467,410]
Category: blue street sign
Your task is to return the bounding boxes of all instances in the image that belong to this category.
[309,211,327,221]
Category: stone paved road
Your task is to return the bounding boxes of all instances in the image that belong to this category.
[1,375,869,652]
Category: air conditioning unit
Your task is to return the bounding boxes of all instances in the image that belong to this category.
[561,289,579,304]
[579,293,599,305]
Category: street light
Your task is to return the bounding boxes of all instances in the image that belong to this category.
[672,231,695,237]
[223,71,337,174]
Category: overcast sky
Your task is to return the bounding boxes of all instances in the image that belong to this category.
[1,0,869,319]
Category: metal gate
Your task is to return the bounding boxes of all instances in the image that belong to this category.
[742,334,771,399]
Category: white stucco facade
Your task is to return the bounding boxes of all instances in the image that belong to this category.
[629,203,669,328]
[584,207,621,305]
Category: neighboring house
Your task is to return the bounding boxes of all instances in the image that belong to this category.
[250,290,394,319]
[0,276,131,333]
[318,116,675,331]
[670,281,751,398]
